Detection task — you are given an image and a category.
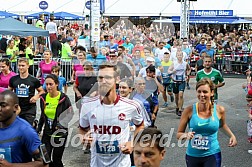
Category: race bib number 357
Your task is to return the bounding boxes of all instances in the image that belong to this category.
[96,140,120,155]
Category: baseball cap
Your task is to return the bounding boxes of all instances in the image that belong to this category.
[146,56,155,62]
[67,37,73,42]
[109,49,118,56]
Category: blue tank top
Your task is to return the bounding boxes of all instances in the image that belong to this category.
[186,103,221,157]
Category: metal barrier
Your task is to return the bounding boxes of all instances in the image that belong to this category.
[11,57,74,83]
[190,52,252,75]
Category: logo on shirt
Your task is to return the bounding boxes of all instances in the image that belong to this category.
[91,114,96,119]
[118,113,126,121]
[211,77,215,81]
[198,122,209,126]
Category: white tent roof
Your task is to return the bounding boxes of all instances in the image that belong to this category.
[104,0,252,17]
[0,0,251,17]
[0,0,88,16]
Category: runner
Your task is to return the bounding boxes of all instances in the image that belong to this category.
[168,51,191,116]
[9,58,44,125]
[159,52,174,107]
[0,90,46,166]
[131,77,159,128]
[71,50,86,82]
[38,74,73,167]
[73,61,97,110]
[42,65,67,93]
[196,55,225,103]
[177,78,237,167]
[0,59,16,89]
[79,62,144,167]
[134,128,166,167]
[36,50,57,85]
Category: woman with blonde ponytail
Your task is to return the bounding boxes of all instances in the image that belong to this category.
[177,78,237,167]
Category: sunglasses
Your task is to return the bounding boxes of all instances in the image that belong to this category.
[109,55,117,58]
[137,83,145,86]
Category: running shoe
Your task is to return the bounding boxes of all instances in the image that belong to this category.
[248,137,252,143]
[248,150,252,154]
[176,108,180,116]
[170,95,174,102]
[161,102,169,108]
[187,85,191,90]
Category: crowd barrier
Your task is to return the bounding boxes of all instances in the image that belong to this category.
[190,52,252,75]
[8,57,74,83]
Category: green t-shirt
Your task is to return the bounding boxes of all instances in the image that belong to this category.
[196,68,224,100]
[61,43,72,62]
[6,48,17,62]
[25,47,34,65]
[36,20,44,29]
[44,92,61,120]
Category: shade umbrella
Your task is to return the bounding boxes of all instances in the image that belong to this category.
[24,11,51,19]
[53,12,84,20]
[0,11,19,19]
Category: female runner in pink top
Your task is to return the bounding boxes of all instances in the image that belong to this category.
[0,58,16,89]
[37,50,57,84]
[71,51,86,82]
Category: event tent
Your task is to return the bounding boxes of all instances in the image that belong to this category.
[25,11,84,20]
[171,16,240,24]
[24,11,51,19]
[0,11,19,19]
[0,0,251,17]
[232,19,252,24]
[0,17,49,37]
[53,12,84,20]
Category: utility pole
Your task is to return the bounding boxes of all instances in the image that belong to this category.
[179,0,190,39]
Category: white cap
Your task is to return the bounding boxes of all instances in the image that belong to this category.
[146,56,155,62]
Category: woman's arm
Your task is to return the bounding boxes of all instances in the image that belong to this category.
[218,105,237,147]
[177,106,194,140]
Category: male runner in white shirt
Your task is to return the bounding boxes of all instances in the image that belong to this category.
[79,62,144,167]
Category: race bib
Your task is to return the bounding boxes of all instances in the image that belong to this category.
[0,147,12,162]
[16,88,29,97]
[96,140,120,155]
[191,136,211,150]
[175,75,184,81]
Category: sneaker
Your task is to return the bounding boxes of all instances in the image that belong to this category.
[187,85,191,90]
[162,102,169,108]
[177,110,182,116]
[176,108,179,116]
[170,95,174,102]
[248,137,252,143]
[248,150,252,154]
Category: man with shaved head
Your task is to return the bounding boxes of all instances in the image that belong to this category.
[0,90,46,166]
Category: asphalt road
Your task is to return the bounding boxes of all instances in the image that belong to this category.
[61,77,252,167]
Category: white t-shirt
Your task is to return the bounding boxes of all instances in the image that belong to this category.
[154,47,170,61]
[46,21,57,34]
[172,61,187,82]
[170,46,177,53]
[80,95,144,167]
